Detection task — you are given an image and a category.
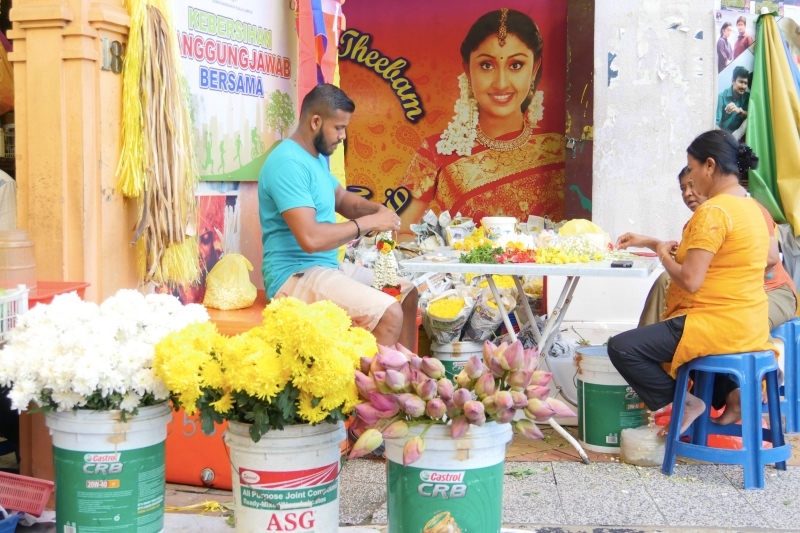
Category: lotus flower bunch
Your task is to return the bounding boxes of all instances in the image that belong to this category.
[349,340,575,465]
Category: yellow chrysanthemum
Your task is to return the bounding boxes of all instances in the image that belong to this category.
[210,392,234,414]
[297,391,329,424]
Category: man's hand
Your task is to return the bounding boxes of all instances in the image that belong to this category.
[365,205,402,234]
[725,102,741,114]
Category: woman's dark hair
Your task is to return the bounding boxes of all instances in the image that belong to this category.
[686,129,759,175]
[460,9,544,113]
[720,21,732,36]
[677,166,690,181]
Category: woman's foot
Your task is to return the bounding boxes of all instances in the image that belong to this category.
[657,392,706,437]
[711,388,741,425]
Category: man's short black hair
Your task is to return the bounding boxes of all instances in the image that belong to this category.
[300,83,355,119]
[732,65,750,82]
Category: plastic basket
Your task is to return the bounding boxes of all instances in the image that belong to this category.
[28,281,90,308]
[0,285,29,345]
[0,510,20,533]
[0,471,54,517]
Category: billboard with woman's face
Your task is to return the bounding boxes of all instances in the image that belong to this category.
[338,1,568,235]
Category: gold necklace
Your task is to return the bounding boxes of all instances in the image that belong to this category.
[475,120,532,152]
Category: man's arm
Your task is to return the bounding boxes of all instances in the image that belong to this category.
[335,185,383,219]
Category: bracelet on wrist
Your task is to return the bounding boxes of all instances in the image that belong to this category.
[351,219,361,239]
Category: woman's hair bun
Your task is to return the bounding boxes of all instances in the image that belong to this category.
[737,143,759,173]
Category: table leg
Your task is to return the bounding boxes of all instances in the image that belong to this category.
[513,276,541,344]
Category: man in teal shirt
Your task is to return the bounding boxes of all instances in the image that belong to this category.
[716,66,750,138]
[259,84,419,348]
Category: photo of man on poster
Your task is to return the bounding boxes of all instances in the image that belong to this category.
[717,65,751,140]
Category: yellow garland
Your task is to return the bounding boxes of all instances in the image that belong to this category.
[153,298,377,424]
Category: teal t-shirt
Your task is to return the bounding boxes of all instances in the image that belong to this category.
[258,139,339,298]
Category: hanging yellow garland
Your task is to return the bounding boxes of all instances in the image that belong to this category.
[118,0,199,285]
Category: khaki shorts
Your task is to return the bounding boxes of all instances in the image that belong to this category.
[274,263,414,332]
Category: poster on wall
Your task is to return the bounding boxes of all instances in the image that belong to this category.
[714,8,757,140]
[338,1,568,232]
[174,0,298,182]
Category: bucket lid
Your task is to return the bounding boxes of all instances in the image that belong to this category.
[575,346,608,358]
[430,341,485,354]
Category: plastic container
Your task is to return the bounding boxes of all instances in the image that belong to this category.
[46,403,172,533]
[28,281,90,307]
[0,471,54,517]
[0,285,29,345]
[480,216,517,241]
[165,408,232,490]
[620,425,666,466]
[430,341,484,380]
[225,421,344,533]
[0,230,35,291]
[575,346,648,453]
[0,508,20,533]
[384,422,512,533]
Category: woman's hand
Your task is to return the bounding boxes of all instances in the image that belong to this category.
[656,240,679,261]
[615,233,660,252]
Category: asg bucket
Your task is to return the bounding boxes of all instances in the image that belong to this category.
[45,403,172,533]
[224,421,345,533]
[430,341,484,380]
[575,346,648,453]
[384,422,512,533]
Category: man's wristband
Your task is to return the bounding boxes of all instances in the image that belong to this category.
[351,219,361,239]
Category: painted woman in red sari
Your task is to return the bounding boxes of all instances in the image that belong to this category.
[398,8,565,231]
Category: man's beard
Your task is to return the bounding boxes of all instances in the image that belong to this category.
[313,130,335,156]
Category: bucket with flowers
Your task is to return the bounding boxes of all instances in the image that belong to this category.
[0,289,209,533]
[349,340,575,532]
[154,296,377,533]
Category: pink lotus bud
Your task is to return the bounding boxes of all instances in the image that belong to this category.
[373,371,393,395]
[546,398,577,418]
[455,369,472,389]
[482,395,498,415]
[437,378,454,400]
[381,420,409,439]
[379,349,409,371]
[409,356,423,371]
[360,357,373,375]
[486,341,506,367]
[353,403,381,426]
[403,435,426,466]
[421,358,446,380]
[399,363,413,385]
[368,391,398,416]
[445,399,460,419]
[402,396,426,417]
[355,371,378,400]
[515,419,544,440]
[414,378,438,401]
[530,371,552,387]
[349,428,384,459]
[494,407,515,424]
[489,357,506,378]
[511,390,529,409]
[494,390,514,410]
[524,398,556,422]
[507,370,533,390]
[474,373,497,398]
[453,388,472,409]
[465,355,486,380]
[523,347,540,372]
[370,355,386,374]
[501,341,525,371]
[463,400,485,424]
[425,398,447,419]
[450,416,470,439]
[394,343,415,357]
[385,369,407,392]
[525,386,551,401]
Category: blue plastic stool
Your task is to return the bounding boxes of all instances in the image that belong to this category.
[771,318,800,433]
[661,350,791,490]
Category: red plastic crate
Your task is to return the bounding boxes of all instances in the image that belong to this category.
[0,471,54,517]
[28,281,90,307]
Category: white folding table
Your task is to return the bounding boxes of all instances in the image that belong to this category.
[400,250,658,463]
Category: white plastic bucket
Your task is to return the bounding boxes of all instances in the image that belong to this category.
[384,422,512,532]
[575,346,648,453]
[225,421,345,533]
[430,341,484,380]
[46,403,172,533]
[480,217,517,241]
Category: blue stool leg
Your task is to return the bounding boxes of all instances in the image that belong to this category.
[785,321,800,433]
[741,359,764,490]
[765,369,787,471]
[691,371,714,445]
[662,365,690,477]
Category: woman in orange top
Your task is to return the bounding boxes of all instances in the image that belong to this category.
[608,130,776,434]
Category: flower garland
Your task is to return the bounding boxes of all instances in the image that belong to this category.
[436,73,545,157]
[0,290,209,413]
[372,231,402,301]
